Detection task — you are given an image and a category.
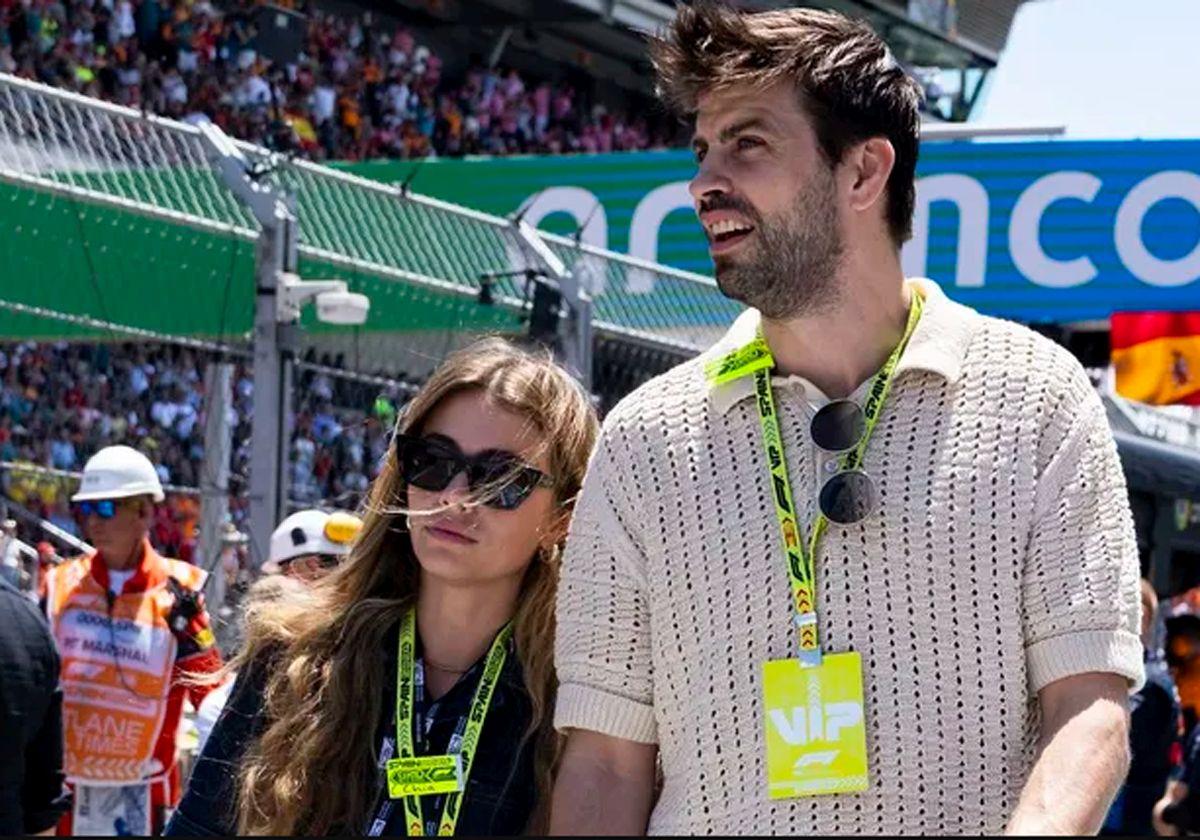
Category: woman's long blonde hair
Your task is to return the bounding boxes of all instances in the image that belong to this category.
[233,338,599,835]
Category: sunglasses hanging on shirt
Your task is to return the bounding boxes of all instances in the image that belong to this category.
[809,400,879,526]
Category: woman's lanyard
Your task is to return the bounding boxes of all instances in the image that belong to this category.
[381,608,512,837]
[705,291,924,666]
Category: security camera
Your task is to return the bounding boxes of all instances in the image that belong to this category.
[277,273,371,324]
[315,290,370,326]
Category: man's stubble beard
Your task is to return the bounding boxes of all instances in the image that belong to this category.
[713,167,844,321]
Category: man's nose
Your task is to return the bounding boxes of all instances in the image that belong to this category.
[689,158,734,206]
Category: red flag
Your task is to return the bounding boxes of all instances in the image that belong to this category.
[1111,312,1200,406]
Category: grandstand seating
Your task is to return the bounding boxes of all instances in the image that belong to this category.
[0,340,401,554]
[0,0,667,160]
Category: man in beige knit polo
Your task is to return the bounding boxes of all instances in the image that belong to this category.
[550,3,1142,836]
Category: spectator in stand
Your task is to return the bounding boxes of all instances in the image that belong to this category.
[46,499,77,539]
[1,0,674,160]
[0,518,21,588]
[1,339,413,548]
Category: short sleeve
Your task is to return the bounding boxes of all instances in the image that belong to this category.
[1022,381,1144,694]
[554,433,657,744]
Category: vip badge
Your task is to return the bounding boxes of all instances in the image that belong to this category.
[762,652,870,798]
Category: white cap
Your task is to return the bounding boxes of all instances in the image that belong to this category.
[72,445,165,503]
[265,509,363,571]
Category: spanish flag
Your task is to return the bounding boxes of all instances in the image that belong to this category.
[1111,312,1200,406]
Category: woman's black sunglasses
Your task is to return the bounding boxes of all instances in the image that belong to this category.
[395,434,554,511]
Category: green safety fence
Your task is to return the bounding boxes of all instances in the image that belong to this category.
[0,72,730,362]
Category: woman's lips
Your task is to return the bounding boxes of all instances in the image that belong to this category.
[424,523,478,545]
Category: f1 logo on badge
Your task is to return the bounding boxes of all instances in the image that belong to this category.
[769,702,863,745]
[793,750,840,770]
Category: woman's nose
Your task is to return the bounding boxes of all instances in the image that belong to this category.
[437,468,471,507]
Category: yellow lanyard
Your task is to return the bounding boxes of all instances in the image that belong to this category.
[394,608,512,836]
[705,293,924,667]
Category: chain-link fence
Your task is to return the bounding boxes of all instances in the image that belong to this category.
[1,72,734,360]
[0,71,732,573]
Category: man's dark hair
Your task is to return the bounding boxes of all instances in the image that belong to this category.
[650,1,922,245]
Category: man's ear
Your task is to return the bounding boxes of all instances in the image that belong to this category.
[845,136,895,216]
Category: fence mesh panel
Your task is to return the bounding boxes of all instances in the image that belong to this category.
[0,72,735,375]
[0,78,255,233]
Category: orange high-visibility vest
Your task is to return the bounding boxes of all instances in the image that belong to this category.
[46,542,207,785]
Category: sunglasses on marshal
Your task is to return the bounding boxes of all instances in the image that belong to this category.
[395,434,554,511]
[75,499,122,519]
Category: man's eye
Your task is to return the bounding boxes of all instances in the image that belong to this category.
[693,148,707,163]
[737,136,763,151]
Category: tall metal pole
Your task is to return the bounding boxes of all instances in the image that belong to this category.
[197,361,233,602]
[513,220,594,390]
[198,125,370,569]
[247,207,297,569]
[567,291,594,392]
[199,122,300,571]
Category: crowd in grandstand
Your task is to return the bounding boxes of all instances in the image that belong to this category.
[0,0,669,159]
[0,340,403,557]
[289,353,402,506]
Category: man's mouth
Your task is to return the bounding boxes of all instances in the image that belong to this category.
[705,218,756,253]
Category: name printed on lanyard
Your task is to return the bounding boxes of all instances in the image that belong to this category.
[387,754,463,798]
[391,608,512,837]
[705,290,924,665]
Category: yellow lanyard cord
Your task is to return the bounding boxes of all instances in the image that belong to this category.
[395,608,512,836]
[707,292,924,667]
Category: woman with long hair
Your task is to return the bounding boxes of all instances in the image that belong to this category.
[165,338,599,836]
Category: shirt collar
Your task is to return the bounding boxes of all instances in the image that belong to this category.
[702,278,978,417]
[89,538,168,594]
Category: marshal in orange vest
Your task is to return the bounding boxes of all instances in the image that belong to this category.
[45,539,222,830]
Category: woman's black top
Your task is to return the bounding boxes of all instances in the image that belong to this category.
[164,619,537,836]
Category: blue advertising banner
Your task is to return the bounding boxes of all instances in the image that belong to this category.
[906,140,1200,321]
[350,139,1200,323]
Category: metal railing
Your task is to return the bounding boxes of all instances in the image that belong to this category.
[0,71,732,355]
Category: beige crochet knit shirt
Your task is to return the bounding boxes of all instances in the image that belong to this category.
[555,278,1143,835]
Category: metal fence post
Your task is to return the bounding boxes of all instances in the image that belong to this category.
[197,361,233,602]
[246,208,297,568]
[199,124,296,568]
[512,220,594,390]
[560,269,594,394]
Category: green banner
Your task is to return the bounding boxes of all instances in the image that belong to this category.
[0,181,519,341]
[344,153,707,273]
[11,140,1194,342]
[343,141,1200,323]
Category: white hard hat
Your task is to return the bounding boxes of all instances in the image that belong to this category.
[266,509,363,571]
[71,445,165,503]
